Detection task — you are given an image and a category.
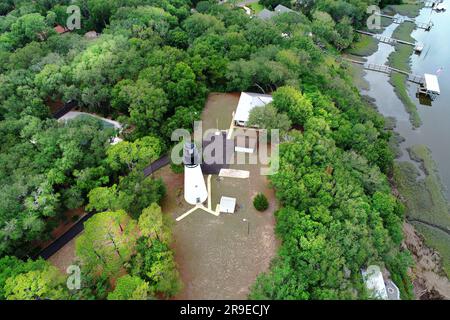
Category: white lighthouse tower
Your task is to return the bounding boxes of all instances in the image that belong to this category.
[183,142,208,205]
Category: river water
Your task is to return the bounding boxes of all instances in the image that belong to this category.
[361,2,450,198]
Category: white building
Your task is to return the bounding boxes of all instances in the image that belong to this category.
[362,265,389,300]
[419,74,441,100]
[233,92,273,127]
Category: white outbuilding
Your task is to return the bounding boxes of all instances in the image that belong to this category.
[419,74,441,100]
[219,196,237,214]
[233,92,273,127]
[362,265,389,300]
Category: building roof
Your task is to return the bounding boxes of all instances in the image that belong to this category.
[219,196,236,213]
[234,92,273,124]
[274,4,294,13]
[424,74,440,94]
[362,265,388,300]
[258,8,276,20]
[54,25,69,34]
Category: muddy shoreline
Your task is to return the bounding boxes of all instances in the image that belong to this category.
[348,4,450,299]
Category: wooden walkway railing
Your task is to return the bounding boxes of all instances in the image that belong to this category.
[374,13,433,30]
[355,30,416,47]
[344,59,424,84]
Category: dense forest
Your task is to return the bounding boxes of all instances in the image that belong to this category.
[0,0,413,299]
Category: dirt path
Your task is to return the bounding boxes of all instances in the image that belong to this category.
[48,235,80,273]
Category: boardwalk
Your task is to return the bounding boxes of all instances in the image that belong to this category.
[355,30,417,47]
[374,13,433,30]
[345,59,425,84]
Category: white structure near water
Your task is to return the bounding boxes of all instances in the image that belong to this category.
[233,92,273,127]
[419,73,441,100]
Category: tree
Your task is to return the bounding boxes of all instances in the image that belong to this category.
[182,13,225,41]
[272,86,313,126]
[86,185,120,212]
[0,256,48,299]
[121,80,169,136]
[106,136,162,173]
[253,193,269,211]
[260,0,292,10]
[10,13,54,47]
[4,264,67,300]
[75,210,138,278]
[87,172,166,218]
[129,238,181,298]
[247,104,291,137]
[107,275,152,300]
[138,203,172,243]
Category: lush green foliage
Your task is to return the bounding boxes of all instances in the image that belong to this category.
[0,256,67,300]
[0,0,412,300]
[107,275,151,300]
[253,193,270,212]
[76,204,180,299]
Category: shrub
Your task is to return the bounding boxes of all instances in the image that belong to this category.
[253,193,269,211]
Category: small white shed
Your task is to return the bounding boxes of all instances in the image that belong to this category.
[419,74,441,100]
[233,92,273,127]
[219,196,237,214]
[362,265,388,300]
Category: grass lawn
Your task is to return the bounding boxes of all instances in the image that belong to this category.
[394,144,450,278]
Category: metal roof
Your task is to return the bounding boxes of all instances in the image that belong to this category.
[424,74,441,94]
[274,4,294,13]
[219,196,236,213]
[258,8,276,20]
[233,92,273,124]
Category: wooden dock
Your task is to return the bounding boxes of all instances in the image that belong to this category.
[355,30,424,53]
[375,13,433,30]
[423,0,443,8]
[345,59,424,84]
[355,30,416,46]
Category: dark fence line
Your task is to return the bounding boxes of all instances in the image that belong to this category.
[52,100,77,119]
[143,155,170,177]
[36,155,170,260]
[34,211,95,260]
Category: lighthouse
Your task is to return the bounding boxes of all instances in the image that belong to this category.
[183,142,208,205]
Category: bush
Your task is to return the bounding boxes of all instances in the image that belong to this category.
[253,193,269,211]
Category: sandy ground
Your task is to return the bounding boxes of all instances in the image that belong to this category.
[154,92,279,299]
[403,223,450,299]
[154,164,278,300]
[48,235,80,273]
